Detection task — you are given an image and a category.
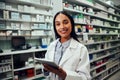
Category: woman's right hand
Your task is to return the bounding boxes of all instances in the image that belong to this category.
[43,64,66,80]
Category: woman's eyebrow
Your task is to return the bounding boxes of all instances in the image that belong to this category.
[55,18,68,22]
[55,21,60,23]
[63,19,68,22]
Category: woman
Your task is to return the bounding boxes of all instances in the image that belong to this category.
[43,11,91,80]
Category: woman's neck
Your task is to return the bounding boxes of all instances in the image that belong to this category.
[60,37,71,43]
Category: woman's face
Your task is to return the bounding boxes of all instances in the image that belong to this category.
[55,13,72,39]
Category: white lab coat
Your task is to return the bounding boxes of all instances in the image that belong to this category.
[45,38,91,80]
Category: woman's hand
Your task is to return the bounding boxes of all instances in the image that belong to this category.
[43,64,67,80]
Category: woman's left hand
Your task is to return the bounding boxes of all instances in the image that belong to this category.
[43,64,66,80]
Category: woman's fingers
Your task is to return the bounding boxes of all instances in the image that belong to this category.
[43,64,58,73]
[43,64,66,79]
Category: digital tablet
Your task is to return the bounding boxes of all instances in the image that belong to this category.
[35,58,59,69]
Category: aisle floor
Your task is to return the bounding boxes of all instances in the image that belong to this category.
[107,70,120,80]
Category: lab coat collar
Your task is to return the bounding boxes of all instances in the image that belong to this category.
[69,38,78,49]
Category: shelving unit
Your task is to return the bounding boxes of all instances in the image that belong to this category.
[0,0,53,80]
[61,0,120,80]
[0,0,120,80]
[0,55,13,80]
[0,48,47,80]
[0,0,53,49]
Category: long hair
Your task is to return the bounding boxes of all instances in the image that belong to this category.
[53,11,79,42]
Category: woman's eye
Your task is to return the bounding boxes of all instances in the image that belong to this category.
[55,23,60,26]
[63,20,68,24]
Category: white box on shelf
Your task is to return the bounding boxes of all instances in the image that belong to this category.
[11,4,17,11]
[6,23,11,29]
[22,14,31,21]
[47,25,52,30]
[6,4,12,10]
[39,23,46,29]
[30,6,35,12]
[94,3,107,11]
[10,23,15,29]
[105,1,114,7]
[3,10,9,19]
[108,8,115,14]
[11,12,20,20]
[39,15,45,22]
[48,0,52,6]
[21,31,30,35]
[24,5,31,12]
[0,31,6,36]
[85,0,94,6]
[18,0,27,1]
[30,0,40,4]
[31,24,39,29]
[0,2,5,9]
[18,5,24,11]
[83,33,88,42]
[36,14,40,21]
[21,23,31,30]
[45,31,52,36]
[114,17,117,21]
[12,32,18,36]
[41,38,47,46]
[11,23,20,29]
[31,30,45,36]
[31,17,36,21]
[0,23,5,29]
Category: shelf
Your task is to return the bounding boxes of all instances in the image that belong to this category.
[31,29,51,31]
[75,22,86,25]
[67,0,95,9]
[77,33,119,36]
[0,8,53,16]
[90,51,120,63]
[0,0,53,80]
[94,0,120,12]
[0,62,12,65]
[1,77,13,80]
[90,62,108,71]
[5,0,53,9]
[0,70,12,74]
[0,35,52,40]
[90,53,120,71]
[62,0,120,80]
[102,67,120,80]
[89,45,120,54]
[89,33,119,35]
[92,62,120,78]
[24,73,45,80]
[75,20,120,29]
[0,48,47,56]
[84,39,120,46]
[0,18,48,23]
[91,16,120,23]
[64,7,120,23]
[0,35,49,38]
[65,0,120,17]
[63,7,94,16]
[93,24,120,30]
[14,66,34,72]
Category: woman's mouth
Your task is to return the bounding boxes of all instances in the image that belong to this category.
[59,28,68,34]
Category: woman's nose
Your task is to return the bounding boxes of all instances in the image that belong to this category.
[60,23,64,28]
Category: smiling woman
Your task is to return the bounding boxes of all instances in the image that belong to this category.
[55,13,72,43]
[53,11,79,43]
[43,11,91,80]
